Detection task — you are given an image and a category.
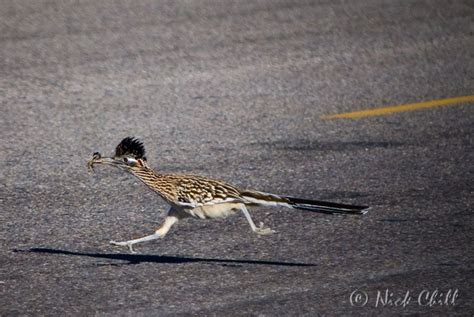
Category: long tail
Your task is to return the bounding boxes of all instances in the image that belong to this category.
[240,190,369,215]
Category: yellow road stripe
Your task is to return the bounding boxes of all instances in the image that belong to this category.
[322,95,474,119]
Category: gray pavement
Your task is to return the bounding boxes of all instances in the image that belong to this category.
[1,0,473,315]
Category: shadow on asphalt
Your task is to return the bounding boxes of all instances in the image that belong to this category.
[14,248,316,267]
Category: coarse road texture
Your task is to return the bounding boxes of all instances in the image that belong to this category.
[1,1,473,315]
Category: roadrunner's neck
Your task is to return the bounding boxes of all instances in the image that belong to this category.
[128,166,178,203]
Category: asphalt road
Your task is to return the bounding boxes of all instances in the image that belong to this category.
[1,0,473,315]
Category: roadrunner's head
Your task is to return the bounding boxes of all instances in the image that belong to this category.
[88,137,148,172]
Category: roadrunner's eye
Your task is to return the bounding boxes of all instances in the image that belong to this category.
[123,157,138,166]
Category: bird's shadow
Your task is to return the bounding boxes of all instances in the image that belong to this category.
[13,248,315,267]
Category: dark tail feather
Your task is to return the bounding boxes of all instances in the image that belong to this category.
[240,190,370,215]
[283,196,369,215]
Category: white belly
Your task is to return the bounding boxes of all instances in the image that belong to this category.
[186,203,243,219]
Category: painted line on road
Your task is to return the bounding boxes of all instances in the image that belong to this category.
[321,95,474,119]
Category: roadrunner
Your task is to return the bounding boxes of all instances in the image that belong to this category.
[88,137,369,253]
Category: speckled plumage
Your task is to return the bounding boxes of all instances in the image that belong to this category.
[130,169,243,207]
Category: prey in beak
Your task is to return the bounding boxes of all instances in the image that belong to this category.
[87,152,132,172]
[87,152,102,172]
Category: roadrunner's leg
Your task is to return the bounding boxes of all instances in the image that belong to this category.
[110,208,183,253]
[240,205,275,235]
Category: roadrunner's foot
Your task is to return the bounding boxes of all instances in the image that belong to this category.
[110,240,137,254]
[254,222,276,235]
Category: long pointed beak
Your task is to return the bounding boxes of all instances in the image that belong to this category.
[87,153,125,172]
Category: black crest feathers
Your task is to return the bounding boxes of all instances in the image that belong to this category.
[115,137,146,159]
